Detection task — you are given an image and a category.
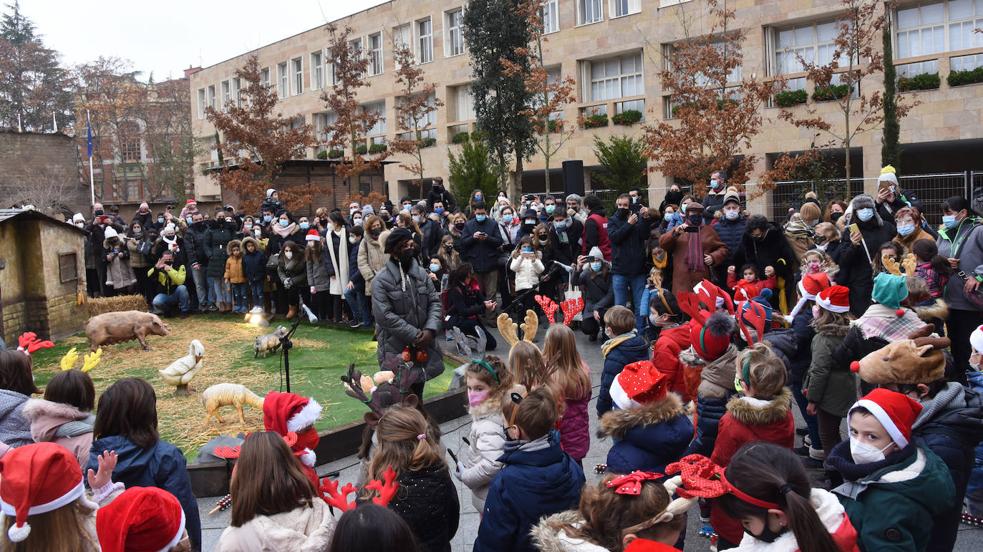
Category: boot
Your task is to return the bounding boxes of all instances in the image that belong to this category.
[286,305,297,320]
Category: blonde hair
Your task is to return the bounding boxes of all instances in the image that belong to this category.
[464,355,514,399]
[604,306,636,335]
[799,203,821,223]
[369,405,444,481]
[0,500,97,552]
[509,341,551,391]
[543,325,591,402]
[736,343,787,398]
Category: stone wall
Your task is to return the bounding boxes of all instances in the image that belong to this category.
[0,131,89,216]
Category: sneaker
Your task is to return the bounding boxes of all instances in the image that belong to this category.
[698,522,715,539]
[207,304,218,312]
[793,445,811,457]
[349,320,361,329]
[809,446,827,461]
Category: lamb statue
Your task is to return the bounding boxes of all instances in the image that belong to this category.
[159,340,205,395]
[202,383,264,424]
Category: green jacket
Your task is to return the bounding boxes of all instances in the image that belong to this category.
[803,322,856,417]
[833,446,954,552]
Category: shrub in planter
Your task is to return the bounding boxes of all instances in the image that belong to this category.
[369,143,388,154]
[327,149,343,159]
[420,137,437,148]
[612,110,643,126]
[582,113,608,129]
[897,72,940,92]
[774,89,808,107]
[355,144,368,155]
[451,131,470,144]
[947,66,983,87]
[812,84,851,101]
[316,150,329,160]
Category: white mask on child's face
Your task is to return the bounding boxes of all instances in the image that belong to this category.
[849,437,892,464]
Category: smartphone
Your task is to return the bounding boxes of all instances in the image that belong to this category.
[848,223,860,236]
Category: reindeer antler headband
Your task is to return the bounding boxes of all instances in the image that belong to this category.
[320,466,400,512]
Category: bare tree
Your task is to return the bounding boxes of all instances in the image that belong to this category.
[390,40,443,183]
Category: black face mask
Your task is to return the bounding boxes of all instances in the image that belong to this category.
[745,523,787,544]
[399,247,417,265]
[830,211,843,223]
[454,222,465,231]
[617,207,629,218]
[93,209,104,216]
[369,227,382,238]
[687,214,702,226]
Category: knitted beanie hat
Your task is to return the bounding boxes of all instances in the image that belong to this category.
[96,487,185,552]
[850,388,923,448]
[872,273,909,311]
[690,311,735,361]
[878,165,899,187]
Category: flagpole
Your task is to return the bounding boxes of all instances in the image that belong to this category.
[87,110,95,206]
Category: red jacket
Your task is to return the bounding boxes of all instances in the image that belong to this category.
[651,324,693,403]
[710,389,795,545]
[582,212,611,261]
[727,273,777,301]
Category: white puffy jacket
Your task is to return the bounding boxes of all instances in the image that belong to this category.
[510,252,545,291]
[456,395,507,511]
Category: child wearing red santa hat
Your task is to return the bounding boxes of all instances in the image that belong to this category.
[825,389,954,552]
[0,443,122,550]
[263,391,323,487]
[96,487,189,551]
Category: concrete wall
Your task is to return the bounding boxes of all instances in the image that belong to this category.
[0,131,89,216]
[189,0,983,211]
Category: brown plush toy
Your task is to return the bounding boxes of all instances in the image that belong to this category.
[851,336,951,384]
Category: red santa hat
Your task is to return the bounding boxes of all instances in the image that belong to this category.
[788,272,831,319]
[264,392,322,467]
[850,388,923,448]
[0,443,96,543]
[971,324,983,355]
[185,198,197,205]
[96,487,186,552]
[815,285,850,314]
[610,361,669,410]
[625,539,681,552]
[689,311,735,362]
[305,229,321,242]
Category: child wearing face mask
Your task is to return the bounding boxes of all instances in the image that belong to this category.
[911,239,951,301]
[718,442,858,552]
[573,247,613,342]
[456,355,514,512]
[727,263,776,302]
[510,236,545,313]
[825,389,954,552]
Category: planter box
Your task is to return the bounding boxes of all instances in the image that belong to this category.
[451,131,470,144]
[582,114,608,129]
[812,84,851,102]
[774,89,808,107]
[897,72,940,92]
[947,66,983,87]
[612,110,642,126]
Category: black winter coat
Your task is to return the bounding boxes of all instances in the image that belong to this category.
[418,219,444,260]
[607,210,652,277]
[387,464,460,552]
[184,223,209,267]
[712,216,747,264]
[730,223,797,282]
[833,219,896,316]
[573,266,614,314]
[460,217,504,274]
[205,223,237,279]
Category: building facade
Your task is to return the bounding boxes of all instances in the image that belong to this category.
[189,0,983,211]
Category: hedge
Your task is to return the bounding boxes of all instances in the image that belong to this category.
[612,110,643,126]
[897,72,940,92]
[812,84,851,101]
[947,65,983,87]
[582,113,608,129]
[774,89,808,107]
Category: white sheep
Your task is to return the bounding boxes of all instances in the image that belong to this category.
[159,339,205,395]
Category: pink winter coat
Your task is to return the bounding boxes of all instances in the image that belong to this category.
[21,399,94,465]
[557,360,592,462]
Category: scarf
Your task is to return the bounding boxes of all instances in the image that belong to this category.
[686,226,704,272]
[601,329,637,357]
[326,227,349,294]
[272,222,298,238]
[783,213,814,238]
[826,438,916,485]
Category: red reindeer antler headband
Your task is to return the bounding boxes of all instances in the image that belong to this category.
[320,466,400,512]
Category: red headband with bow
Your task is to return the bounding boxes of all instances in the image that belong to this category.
[606,471,664,496]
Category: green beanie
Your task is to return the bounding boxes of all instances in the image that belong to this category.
[872,273,909,310]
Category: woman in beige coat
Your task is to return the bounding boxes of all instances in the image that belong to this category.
[358,215,388,292]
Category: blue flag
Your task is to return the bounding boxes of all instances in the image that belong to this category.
[86,112,93,158]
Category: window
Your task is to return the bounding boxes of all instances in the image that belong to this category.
[206,85,216,110]
[368,33,384,75]
[291,57,303,95]
[394,24,411,51]
[578,0,603,25]
[58,253,78,283]
[612,0,641,17]
[543,0,559,33]
[221,80,231,109]
[417,17,433,63]
[196,88,206,119]
[667,41,742,84]
[349,37,363,60]
[314,112,337,143]
[363,101,386,138]
[400,93,437,139]
[119,121,142,163]
[231,78,241,106]
[586,52,644,101]
[277,62,288,97]
[311,51,324,89]
[452,84,475,121]
[773,21,845,74]
[897,0,983,58]
[446,9,465,56]
[260,67,271,89]
[659,0,691,6]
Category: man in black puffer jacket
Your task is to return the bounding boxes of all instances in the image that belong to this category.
[731,215,797,311]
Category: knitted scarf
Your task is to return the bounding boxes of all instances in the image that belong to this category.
[272,222,298,238]
[686,226,704,272]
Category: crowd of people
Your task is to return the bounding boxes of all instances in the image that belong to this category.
[2,165,983,552]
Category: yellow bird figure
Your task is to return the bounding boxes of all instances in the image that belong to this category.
[81,349,102,373]
[59,348,79,371]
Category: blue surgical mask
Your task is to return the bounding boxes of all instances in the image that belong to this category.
[590,261,602,272]
[402,204,411,212]
[942,214,958,229]
[856,208,874,222]
[475,214,487,222]
[897,222,915,236]
[157,217,164,224]
[434,207,445,215]
[554,220,567,230]
[263,215,273,223]
[186,216,194,225]
[474,193,483,201]
[279,219,289,227]
[521,246,533,254]
[429,263,441,273]
[710,179,720,189]
[300,222,310,230]
[545,205,556,214]
[502,214,514,224]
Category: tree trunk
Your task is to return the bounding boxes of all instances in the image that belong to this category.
[514,155,525,199]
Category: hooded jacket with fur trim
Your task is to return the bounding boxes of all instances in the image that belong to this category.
[457,394,507,511]
[217,498,336,552]
[730,489,859,552]
[531,510,611,552]
[711,388,796,544]
[21,398,94,465]
[804,322,856,418]
[598,393,692,475]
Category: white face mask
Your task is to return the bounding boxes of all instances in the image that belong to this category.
[724,208,739,220]
[649,313,661,325]
[849,436,892,464]
[284,251,294,260]
[815,242,829,252]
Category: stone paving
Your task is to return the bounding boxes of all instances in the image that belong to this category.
[196,326,983,551]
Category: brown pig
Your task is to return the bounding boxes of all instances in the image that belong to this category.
[85,311,169,351]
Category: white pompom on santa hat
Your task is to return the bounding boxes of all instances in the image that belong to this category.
[815,285,850,314]
[850,388,922,448]
[305,229,321,242]
[96,487,186,552]
[0,443,96,543]
[971,325,983,355]
[263,391,322,467]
